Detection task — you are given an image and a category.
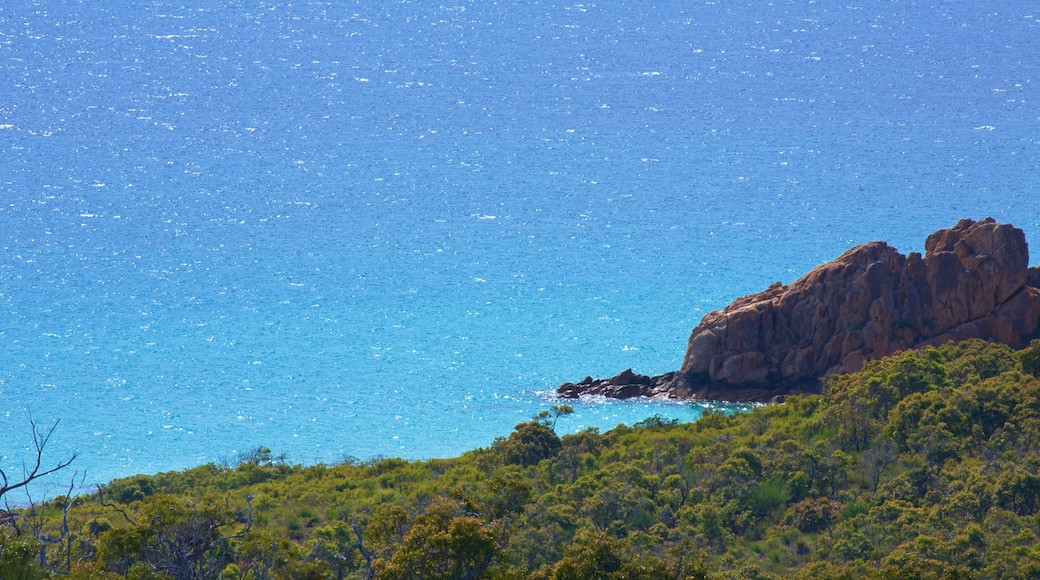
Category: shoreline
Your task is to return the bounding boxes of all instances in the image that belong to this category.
[557,368,823,404]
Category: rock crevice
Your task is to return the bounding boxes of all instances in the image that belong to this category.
[558,218,1040,402]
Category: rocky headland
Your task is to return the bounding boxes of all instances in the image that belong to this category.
[558,218,1040,402]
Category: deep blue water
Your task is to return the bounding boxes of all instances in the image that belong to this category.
[2,0,1040,497]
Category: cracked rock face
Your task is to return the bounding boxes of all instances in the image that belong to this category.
[679,217,1040,389]
[558,218,1040,402]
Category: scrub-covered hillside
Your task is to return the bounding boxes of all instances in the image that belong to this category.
[5,338,1040,579]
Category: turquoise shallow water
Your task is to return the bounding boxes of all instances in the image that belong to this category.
[2,0,1040,497]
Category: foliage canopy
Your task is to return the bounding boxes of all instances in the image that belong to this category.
[6,339,1040,578]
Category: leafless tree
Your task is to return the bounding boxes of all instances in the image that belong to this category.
[20,471,89,574]
[0,417,77,577]
[865,440,896,493]
[0,416,78,504]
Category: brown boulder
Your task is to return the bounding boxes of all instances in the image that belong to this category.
[558,218,1040,402]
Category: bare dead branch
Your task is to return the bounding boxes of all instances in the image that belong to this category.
[217,494,254,543]
[351,522,375,580]
[96,484,138,526]
[56,471,87,574]
[0,417,78,502]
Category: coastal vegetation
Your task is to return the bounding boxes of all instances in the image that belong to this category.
[5,338,1040,578]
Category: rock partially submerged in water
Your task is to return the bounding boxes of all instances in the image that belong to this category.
[558,218,1040,402]
[555,369,798,403]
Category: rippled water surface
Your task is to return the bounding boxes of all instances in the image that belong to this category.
[2,1,1039,494]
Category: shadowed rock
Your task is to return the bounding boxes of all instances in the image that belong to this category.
[558,218,1040,402]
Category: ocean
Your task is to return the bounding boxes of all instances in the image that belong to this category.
[2,0,1039,497]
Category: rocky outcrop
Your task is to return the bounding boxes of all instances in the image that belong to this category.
[558,218,1040,402]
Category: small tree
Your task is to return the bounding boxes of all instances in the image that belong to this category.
[550,405,574,430]
[533,405,574,431]
[497,422,562,467]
